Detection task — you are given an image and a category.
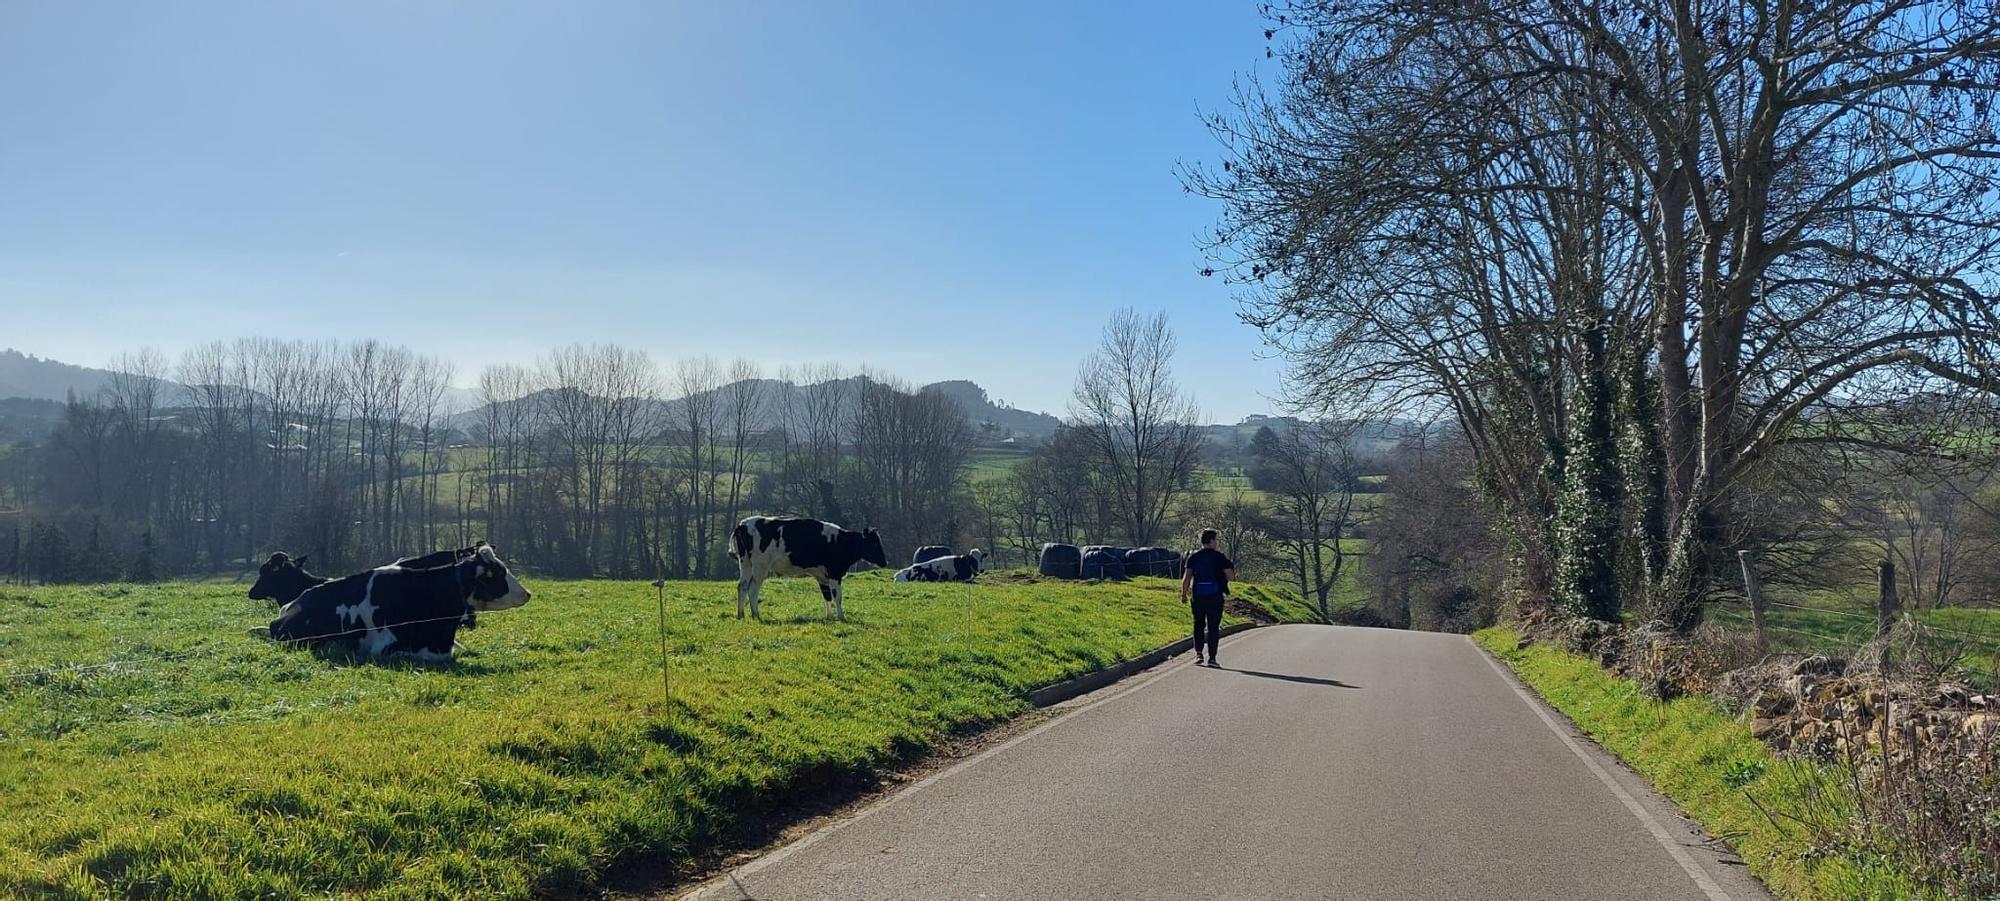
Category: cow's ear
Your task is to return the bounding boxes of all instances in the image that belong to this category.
[295,555,309,567]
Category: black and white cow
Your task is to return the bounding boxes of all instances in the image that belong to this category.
[895,548,984,583]
[268,545,531,658]
[247,552,327,605]
[728,515,887,621]
[248,546,479,604]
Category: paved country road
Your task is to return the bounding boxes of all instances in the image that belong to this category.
[685,625,1772,901]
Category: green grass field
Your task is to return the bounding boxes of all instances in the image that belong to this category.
[0,572,1302,898]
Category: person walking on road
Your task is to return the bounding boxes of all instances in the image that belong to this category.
[1181,529,1235,667]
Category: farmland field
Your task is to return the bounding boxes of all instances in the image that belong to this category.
[0,572,1305,898]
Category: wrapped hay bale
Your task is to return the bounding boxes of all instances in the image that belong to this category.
[1121,546,1182,578]
[1080,546,1130,580]
[1038,543,1082,579]
[912,545,954,566]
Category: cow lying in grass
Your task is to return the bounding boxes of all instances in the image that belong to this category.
[250,545,488,628]
[895,548,983,583]
[268,545,530,658]
[729,515,887,621]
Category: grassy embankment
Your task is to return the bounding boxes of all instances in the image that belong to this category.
[1474,628,1927,900]
[0,572,1302,898]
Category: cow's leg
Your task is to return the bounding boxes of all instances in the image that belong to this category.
[833,579,846,621]
[736,575,750,619]
[747,576,765,620]
[817,578,836,620]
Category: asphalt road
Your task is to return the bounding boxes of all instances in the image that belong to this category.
[687,624,1772,901]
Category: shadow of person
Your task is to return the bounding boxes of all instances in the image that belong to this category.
[1221,667,1360,689]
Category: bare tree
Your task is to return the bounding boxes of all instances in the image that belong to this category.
[771,363,854,521]
[1195,0,2000,628]
[848,374,975,561]
[1251,422,1359,620]
[538,344,659,576]
[669,356,723,577]
[1070,309,1206,547]
[719,359,766,544]
[477,364,536,555]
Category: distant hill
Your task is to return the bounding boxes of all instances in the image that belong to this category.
[453,375,1066,439]
[0,350,131,403]
[918,380,1063,436]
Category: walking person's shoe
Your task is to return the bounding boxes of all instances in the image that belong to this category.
[1193,652,1205,665]
[1207,655,1220,668]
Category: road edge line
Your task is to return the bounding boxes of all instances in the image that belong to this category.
[1471,636,1733,901]
[679,624,1276,900]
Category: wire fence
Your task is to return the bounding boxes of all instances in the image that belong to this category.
[1715,593,2000,685]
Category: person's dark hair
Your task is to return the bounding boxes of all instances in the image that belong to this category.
[1198,528,1219,546]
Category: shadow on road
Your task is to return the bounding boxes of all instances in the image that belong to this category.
[1219,667,1359,689]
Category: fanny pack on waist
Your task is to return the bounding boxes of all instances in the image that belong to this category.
[1192,581,1222,595]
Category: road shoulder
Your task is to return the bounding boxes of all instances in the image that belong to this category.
[1471,636,1774,900]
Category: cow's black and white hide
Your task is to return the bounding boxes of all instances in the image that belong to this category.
[248,545,488,630]
[895,548,984,583]
[391,544,486,629]
[268,546,531,659]
[728,516,887,621]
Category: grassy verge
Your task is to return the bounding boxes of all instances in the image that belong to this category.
[1472,628,1925,901]
[0,572,1298,898]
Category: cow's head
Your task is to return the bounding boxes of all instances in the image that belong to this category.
[248,552,318,603]
[857,528,888,568]
[462,545,532,611]
[967,548,984,571]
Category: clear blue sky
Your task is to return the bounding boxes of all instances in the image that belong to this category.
[0,1,1283,421]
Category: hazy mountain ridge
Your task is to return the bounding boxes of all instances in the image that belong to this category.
[449,375,1066,438]
[0,350,153,403]
[1,350,1325,439]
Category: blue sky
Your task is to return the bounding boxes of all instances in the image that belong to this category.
[0,1,1283,420]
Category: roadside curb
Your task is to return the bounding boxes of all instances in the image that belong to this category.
[1024,621,1262,707]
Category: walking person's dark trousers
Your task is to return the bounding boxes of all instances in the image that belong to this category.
[1191,594,1224,659]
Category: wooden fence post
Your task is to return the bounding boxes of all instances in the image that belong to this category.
[1738,550,1766,650]
[1876,559,1899,642]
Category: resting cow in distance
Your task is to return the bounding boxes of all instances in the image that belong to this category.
[268,545,530,658]
[895,548,983,583]
[728,516,887,621]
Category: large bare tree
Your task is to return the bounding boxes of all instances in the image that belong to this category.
[1069,309,1207,547]
[1196,0,2000,627]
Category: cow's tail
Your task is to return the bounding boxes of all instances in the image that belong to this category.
[727,521,752,561]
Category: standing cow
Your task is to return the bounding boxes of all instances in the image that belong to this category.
[728,516,887,621]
